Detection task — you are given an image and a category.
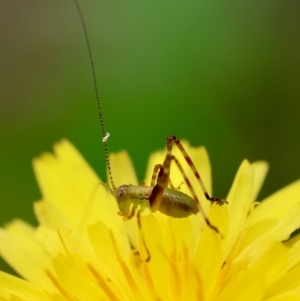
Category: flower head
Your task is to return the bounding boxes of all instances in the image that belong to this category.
[1,139,300,300]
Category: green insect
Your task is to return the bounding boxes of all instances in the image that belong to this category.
[73,0,227,260]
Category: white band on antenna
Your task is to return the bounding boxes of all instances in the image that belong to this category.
[102,132,110,143]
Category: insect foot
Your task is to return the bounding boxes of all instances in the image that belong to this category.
[209,197,228,206]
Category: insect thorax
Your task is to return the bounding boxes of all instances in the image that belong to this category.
[114,185,152,218]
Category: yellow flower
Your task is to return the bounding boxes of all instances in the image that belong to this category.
[1,139,300,301]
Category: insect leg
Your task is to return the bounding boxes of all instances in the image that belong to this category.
[149,136,222,235]
[167,136,227,206]
[167,179,176,190]
[171,155,221,235]
[137,210,151,262]
[151,164,163,186]
[151,164,175,189]
[126,206,136,220]
[149,139,174,212]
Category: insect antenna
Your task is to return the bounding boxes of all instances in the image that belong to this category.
[73,0,116,191]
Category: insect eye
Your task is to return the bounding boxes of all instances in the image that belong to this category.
[116,185,128,202]
[117,190,123,199]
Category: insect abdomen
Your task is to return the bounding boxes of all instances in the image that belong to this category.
[158,188,199,218]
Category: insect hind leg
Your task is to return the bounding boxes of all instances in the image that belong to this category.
[170,155,222,236]
[149,136,224,236]
[167,136,227,206]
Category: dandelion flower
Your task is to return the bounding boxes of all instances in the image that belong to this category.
[1,139,300,301]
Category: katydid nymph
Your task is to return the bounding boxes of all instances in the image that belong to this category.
[73,0,228,261]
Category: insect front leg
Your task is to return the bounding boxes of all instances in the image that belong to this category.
[126,206,136,220]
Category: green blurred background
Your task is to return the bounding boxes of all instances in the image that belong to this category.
[1,0,300,274]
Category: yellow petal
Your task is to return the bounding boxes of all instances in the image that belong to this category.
[286,239,300,270]
[217,243,287,301]
[51,253,106,301]
[264,264,300,297]
[253,180,300,223]
[224,160,269,257]
[264,291,300,301]
[0,271,50,301]
[0,220,54,291]
[193,226,223,301]
[209,202,229,243]
[216,272,263,301]
[88,221,151,301]
[250,243,288,286]
[235,204,300,264]
[140,213,173,300]
[109,151,139,187]
[33,140,121,234]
